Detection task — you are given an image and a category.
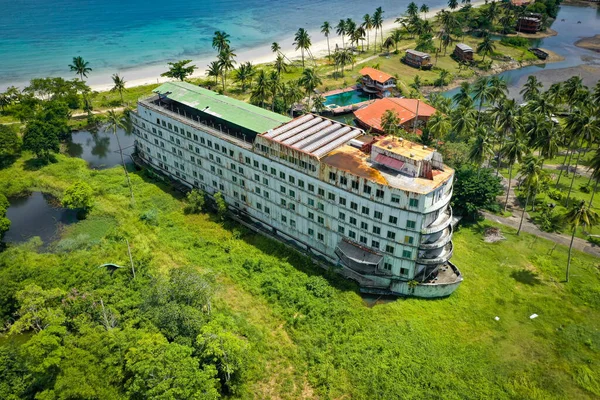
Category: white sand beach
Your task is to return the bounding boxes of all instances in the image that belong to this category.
[89,0,487,92]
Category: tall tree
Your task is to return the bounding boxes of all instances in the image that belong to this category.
[298,68,322,109]
[69,56,92,81]
[233,62,255,91]
[206,61,222,86]
[563,201,599,282]
[448,0,458,10]
[363,14,373,51]
[105,110,134,201]
[293,28,312,68]
[381,110,400,135]
[161,60,197,81]
[336,19,347,49]
[502,133,527,211]
[468,127,494,173]
[217,48,237,91]
[321,21,332,61]
[476,33,495,63]
[373,7,384,52]
[420,4,430,20]
[517,155,544,235]
[251,70,269,108]
[212,31,231,53]
[110,74,127,104]
[520,76,543,102]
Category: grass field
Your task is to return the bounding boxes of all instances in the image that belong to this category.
[1,152,599,398]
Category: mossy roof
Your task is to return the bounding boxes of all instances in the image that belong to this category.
[153,81,290,134]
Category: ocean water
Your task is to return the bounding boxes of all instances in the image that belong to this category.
[0,0,448,89]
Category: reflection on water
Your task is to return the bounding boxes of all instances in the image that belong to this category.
[67,127,135,169]
[442,5,600,101]
[3,192,78,246]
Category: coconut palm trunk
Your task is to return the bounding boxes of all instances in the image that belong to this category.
[589,179,599,208]
[566,227,576,282]
[504,163,514,212]
[566,147,583,207]
[517,190,530,235]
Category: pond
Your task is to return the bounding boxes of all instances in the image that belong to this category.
[442,5,600,102]
[67,127,135,169]
[3,192,78,246]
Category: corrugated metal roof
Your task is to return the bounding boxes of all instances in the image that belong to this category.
[406,49,431,58]
[259,114,363,158]
[153,81,290,134]
[374,153,405,171]
[455,43,473,52]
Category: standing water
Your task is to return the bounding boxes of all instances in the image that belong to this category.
[67,127,135,169]
[443,5,600,101]
[3,192,78,246]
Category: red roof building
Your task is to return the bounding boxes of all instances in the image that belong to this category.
[359,67,396,98]
[353,98,437,134]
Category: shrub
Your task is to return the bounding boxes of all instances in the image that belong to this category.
[547,189,565,201]
[451,165,503,220]
[500,37,530,48]
[184,189,205,215]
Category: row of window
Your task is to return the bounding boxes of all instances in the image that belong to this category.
[147,116,422,209]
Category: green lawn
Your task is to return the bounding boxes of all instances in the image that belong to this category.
[1,151,599,398]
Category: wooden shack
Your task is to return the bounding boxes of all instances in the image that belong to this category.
[517,15,542,33]
[403,49,433,70]
[453,43,474,62]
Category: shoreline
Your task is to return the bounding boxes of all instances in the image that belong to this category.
[86,0,488,92]
[575,34,600,53]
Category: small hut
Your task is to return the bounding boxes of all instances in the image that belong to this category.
[453,43,474,62]
[517,14,542,33]
[403,50,433,70]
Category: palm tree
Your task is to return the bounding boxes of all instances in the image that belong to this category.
[110,74,127,104]
[294,28,312,68]
[564,106,600,206]
[472,76,494,122]
[105,110,133,201]
[520,76,543,102]
[492,98,520,174]
[587,147,600,206]
[427,112,451,142]
[534,121,560,160]
[283,80,304,117]
[451,104,477,140]
[363,14,373,51]
[502,133,527,211]
[334,49,353,77]
[336,20,347,49]
[390,30,403,52]
[234,62,255,91]
[410,75,422,93]
[489,76,508,105]
[517,155,544,235]
[321,22,332,61]
[469,127,494,173]
[268,70,283,112]
[476,33,495,63]
[298,68,322,109]
[452,82,472,105]
[251,70,270,108]
[345,18,357,48]
[206,61,222,86]
[273,54,288,76]
[381,110,400,135]
[420,4,430,19]
[313,95,326,114]
[564,201,599,282]
[212,31,231,53]
[217,47,237,91]
[373,7,384,52]
[448,0,458,10]
[69,56,92,81]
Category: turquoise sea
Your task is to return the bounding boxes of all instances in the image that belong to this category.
[0,0,449,89]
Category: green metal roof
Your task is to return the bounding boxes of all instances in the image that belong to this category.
[153,81,290,134]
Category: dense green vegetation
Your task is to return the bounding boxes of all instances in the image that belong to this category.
[0,149,599,399]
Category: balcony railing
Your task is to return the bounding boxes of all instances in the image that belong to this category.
[417,242,453,265]
[419,226,452,250]
[422,206,452,234]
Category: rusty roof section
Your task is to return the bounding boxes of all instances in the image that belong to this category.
[321,145,389,185]
[322,137,454,194]
[359,67,395,84]
[374,137,435,161]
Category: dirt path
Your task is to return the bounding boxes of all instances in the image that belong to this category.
[482,210,600,257]
[71,106,126,118]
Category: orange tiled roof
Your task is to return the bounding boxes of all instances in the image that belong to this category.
[359,67,394,84]
[353,98,437,132]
